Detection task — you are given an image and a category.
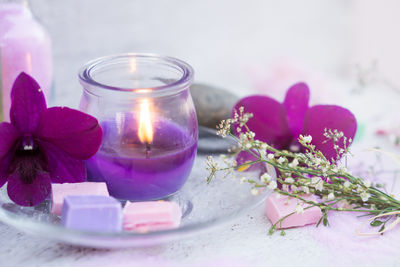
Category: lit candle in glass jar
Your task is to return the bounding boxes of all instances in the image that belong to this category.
[79,53,198,201]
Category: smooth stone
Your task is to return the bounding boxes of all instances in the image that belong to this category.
[197,126,236,154]
[190,83,239,128]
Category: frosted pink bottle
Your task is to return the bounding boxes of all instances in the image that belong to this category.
[0,0,52,121]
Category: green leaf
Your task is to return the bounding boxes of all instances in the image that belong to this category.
[280,230,286,236]
[379,225,385,234]
[370,220,384,227]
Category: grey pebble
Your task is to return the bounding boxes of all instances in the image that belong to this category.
[190,83,239,129]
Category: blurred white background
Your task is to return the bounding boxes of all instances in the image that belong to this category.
[29,0,400,109]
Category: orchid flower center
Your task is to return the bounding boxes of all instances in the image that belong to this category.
[18,134,39,155]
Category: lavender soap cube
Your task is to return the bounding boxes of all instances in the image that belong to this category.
[61,195,122,232]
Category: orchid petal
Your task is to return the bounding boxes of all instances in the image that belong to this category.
[283,82,310,138]
[40,141,86,183]
[0,154,12,188]
[233,95,292,149]
[7,171,51,206]
[10,73,47,133]
[35,107,102,160]
[0,122,19,158]
[302,105,357,161]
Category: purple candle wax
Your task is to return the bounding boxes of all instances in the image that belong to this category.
[86,117,197,201]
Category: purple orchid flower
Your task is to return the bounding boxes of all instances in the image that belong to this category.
[0,73,102,206]
[234,82,357,163]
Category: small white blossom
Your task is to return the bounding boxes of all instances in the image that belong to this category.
[277,157,285,164]
[260,173,272,182]
[295,204,304,214]
[268,181,277,190]
[288,158,299,168]
[245,143,252,149]
[312,177,324,191]
[284,177,295,184]
[343,181,351,188]
[261,143,268,150]
[327,192,335,201]
[251,188,259,195]
[360,191,371,202]
[282,184,290,192]
[363,180,371,188]
[302,135,312,143]
[314,158,322,165]
[301,186,310,194]
[267,154,275,160]
[240,177,247,184]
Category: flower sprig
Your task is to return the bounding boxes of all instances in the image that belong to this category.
[206,108,400,235]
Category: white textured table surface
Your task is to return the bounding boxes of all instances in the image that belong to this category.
[0,200,378,267]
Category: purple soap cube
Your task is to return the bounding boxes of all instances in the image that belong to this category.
[61,195,122,232]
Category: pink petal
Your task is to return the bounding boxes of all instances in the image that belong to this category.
[10,73,47,133]
[35,107,103,160]
[40,141,86,183]
[302,105,357,161]
[233,95,292,149]
[7,171,51,206]
[283,83,310,138]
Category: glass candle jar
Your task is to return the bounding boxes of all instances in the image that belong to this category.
[79,53,198,201]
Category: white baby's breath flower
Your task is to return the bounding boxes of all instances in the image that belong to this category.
[260,173,272,182]
[245,143,252,149]
[288,158,299,168]
[363,180,371,188]
[295,204,304,214]
[343,180,351,188]
[261,143,268,150]
[240,177,247,184]
[301,186,310,194]
[314,158,321,165]
[282,184,290,192]
[360,191,371,202]
[301,135,312,143]
[278,157,285,164]
[327,192,335,201]
[251,188,259,196]
[267,154,275,160]
[311,177,324,192]
[284,177,295,184]
[268,181,277,190]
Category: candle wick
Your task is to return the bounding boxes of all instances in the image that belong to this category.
[145,142,151,159]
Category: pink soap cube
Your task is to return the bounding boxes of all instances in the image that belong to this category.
[123,201,182,233]
[265,193,322,229]
[51,182,109,216]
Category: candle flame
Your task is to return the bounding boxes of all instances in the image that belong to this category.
[138,99,153,144]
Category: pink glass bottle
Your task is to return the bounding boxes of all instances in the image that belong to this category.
[0,0,52,121]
